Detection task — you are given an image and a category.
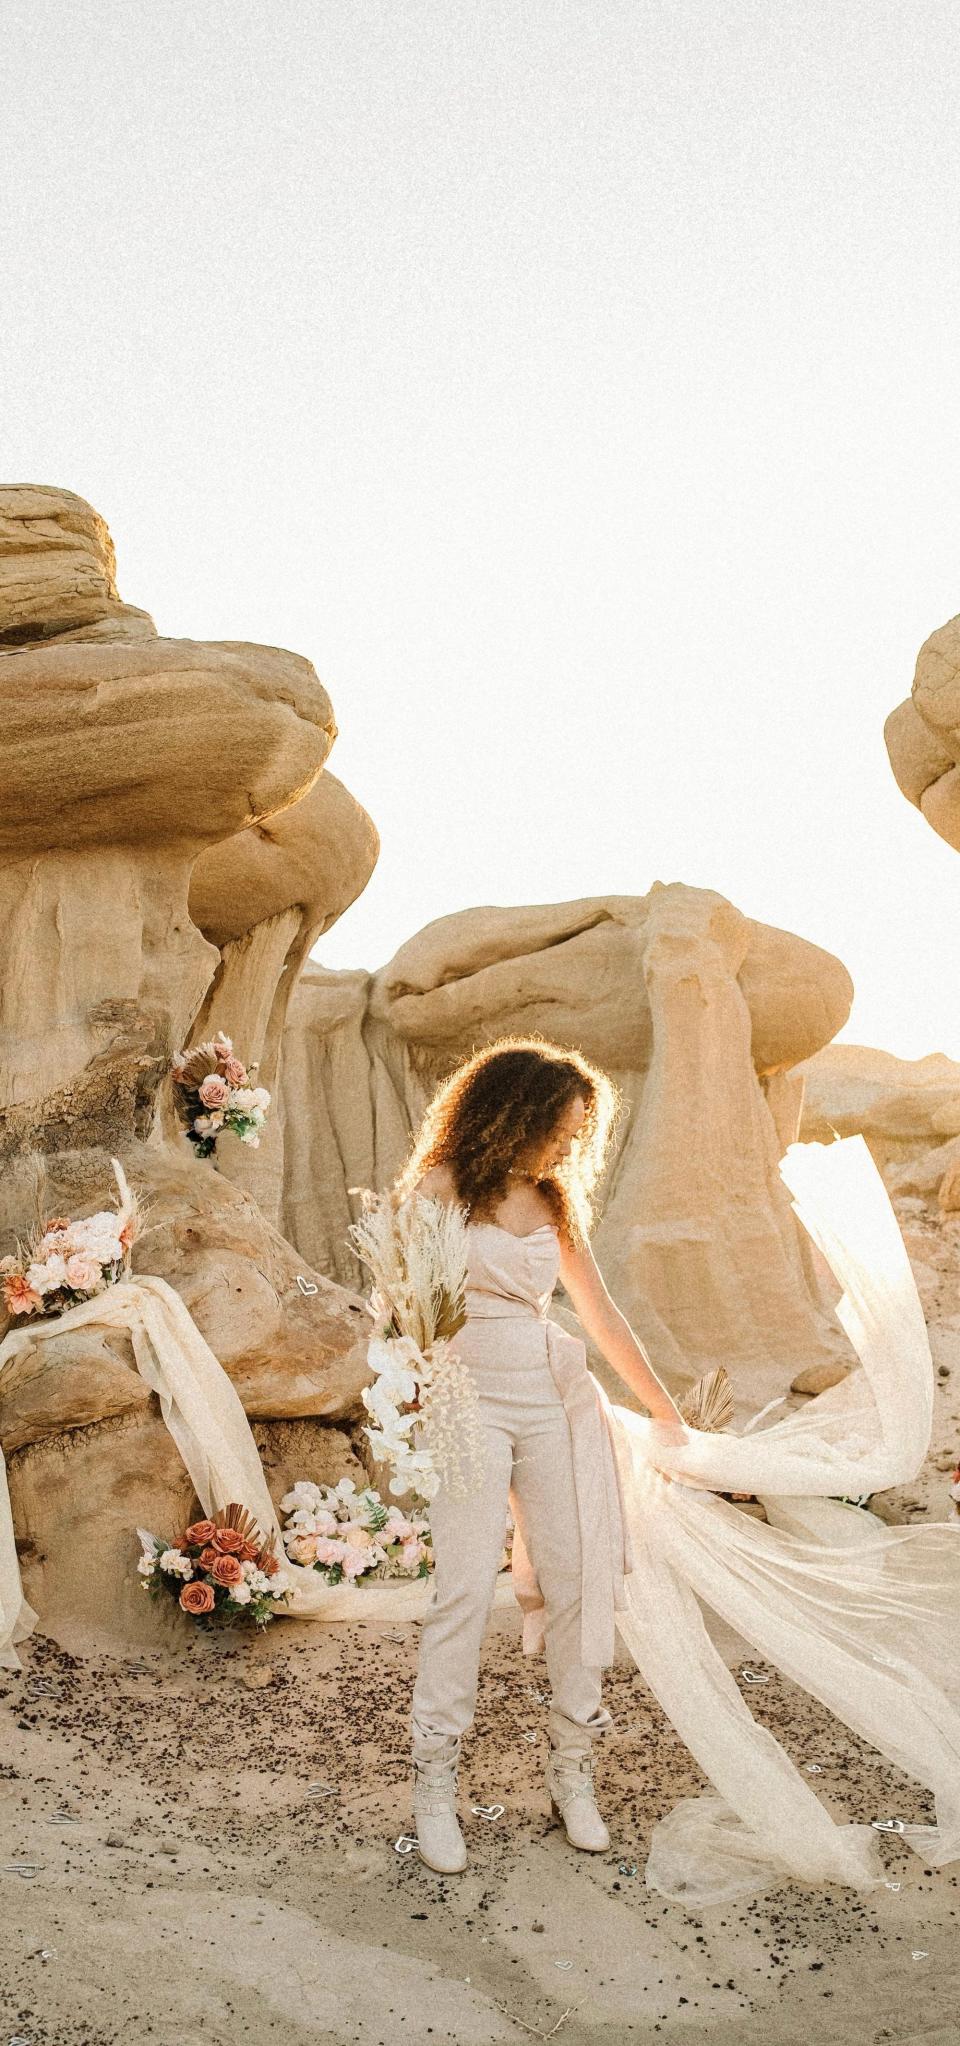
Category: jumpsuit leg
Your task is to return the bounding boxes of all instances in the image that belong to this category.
[410,1415,514,1757]
[510,1399,613,1745]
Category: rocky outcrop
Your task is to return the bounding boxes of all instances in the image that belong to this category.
[0,486,380,1651]
[885,611,960,853]
[797,1043,960,1205]
[0,485,156,647]
[284,883,856,1405]
[188,770,378,1226]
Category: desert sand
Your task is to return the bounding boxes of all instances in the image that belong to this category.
[2,1597,959,2046]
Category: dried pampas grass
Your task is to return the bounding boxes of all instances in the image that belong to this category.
[678,1364,734,1434]
[347,1187,469,1352]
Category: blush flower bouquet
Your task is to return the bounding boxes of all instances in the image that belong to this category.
[136,1503,292,1629]
[1,1159,142,1321]
[279,1476,434,1584]
[346,1186,485,1502]
[170,1032,270,1158]
[950,1464,960,1518]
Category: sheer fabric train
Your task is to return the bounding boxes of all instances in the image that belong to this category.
[610,1134,960,1903]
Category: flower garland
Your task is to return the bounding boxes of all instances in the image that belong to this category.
[171,1032,270,1158]
[279,1477,433,1583]
[1,1160,142,1320]
[137,1503,291,1628]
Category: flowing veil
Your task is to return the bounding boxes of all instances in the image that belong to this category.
[601,1133,960,1904]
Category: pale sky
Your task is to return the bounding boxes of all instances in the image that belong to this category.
[4,1,960,1059]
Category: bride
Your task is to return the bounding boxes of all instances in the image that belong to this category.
[393,1033,960,1903]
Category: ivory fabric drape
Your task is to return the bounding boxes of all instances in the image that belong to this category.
[606,1134,960,1903]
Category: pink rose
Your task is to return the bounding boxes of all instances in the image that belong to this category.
[199,1075,229,1109]
[65,1255,103,1292]
[222,1056,247,1086]
[315,1538,347,1567]
[341,1547,370,1578]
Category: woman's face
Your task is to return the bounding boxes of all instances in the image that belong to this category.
[531,1091,586,1174]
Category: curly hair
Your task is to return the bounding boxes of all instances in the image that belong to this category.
[391,1033,623,1250]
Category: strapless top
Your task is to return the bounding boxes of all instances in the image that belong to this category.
[463,1219,560,1321]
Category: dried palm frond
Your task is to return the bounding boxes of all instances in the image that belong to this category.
[678,1364,734,1434]
[219,1501,267,1544]
[173,1042,221,1090]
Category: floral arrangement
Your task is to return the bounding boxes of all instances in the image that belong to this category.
[1,1159,142,1321]
[136,1503,291,1628]
[951,1464,960,1518]
[171,1032,270,1158]
[279,1476,434,1584]
[346,1186,485,1502]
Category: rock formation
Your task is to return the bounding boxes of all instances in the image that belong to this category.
[283,883,857,1407]
[0,487,379,1652]
[885,611,960,854]
[797,1043,960,1207]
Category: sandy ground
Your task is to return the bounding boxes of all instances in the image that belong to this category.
[2,1596,959,2046]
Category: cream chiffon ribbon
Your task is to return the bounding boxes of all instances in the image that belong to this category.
[606,1134,960,1903]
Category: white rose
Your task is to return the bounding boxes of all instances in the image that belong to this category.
[280,1481,324,1514]
[159,1549,192,1579]
[26,1255,70,1295]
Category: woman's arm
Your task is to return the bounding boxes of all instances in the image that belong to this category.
[556,1227,686,1430]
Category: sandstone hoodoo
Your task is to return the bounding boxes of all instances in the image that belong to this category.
[0,487,379,1653]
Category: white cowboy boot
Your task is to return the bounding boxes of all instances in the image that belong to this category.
[412,1733,468,1874]
[545,1717,610,1853]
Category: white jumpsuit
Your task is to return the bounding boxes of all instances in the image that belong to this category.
[410,1217,626,1760]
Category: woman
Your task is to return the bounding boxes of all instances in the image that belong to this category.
[393,1032,709,1875]
[394,1033,960,1904]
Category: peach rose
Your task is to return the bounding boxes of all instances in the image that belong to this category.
[179,1580,216,1614]
[198,1075,229,1110]
[65,1254,103,1292]
[198,1547,220,1572]
[3,1272,42,1316]
[183,1520,217,1547]
[211,1526,245,1555]
[210,1553,244,1586]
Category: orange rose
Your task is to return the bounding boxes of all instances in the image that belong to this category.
[238,1539,260,1562]
[183,1520,217,1547]
[179,1580,216,1614]
[211,1527,245,1555]
[198,1547,220,1572]
[210,1553,243,1586]
[3,1272,42,1317]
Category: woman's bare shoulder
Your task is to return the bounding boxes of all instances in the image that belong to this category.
[411,1161,458,1204]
